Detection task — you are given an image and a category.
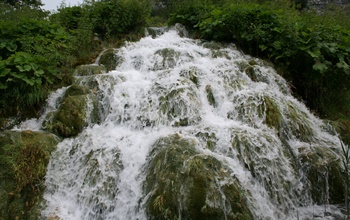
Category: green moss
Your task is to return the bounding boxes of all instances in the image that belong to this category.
[143,134,253,220]
[74,64,106,76]
[0,131,59,220]
[228,95,265,125]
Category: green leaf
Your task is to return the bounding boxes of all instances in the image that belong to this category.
[0,68,11,77]
[307,49,321,59]
[34,69,44,76]
[16,64,32,72]
[336,61,349,70]
[259,44,267,51]
[0,83,8,89]
[22,77,35,86]
[6,42,17,52]
[313,62,328,72]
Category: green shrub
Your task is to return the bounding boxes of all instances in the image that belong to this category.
[88,0,150,39]
[50,6,84,31]
[0,19,71,116]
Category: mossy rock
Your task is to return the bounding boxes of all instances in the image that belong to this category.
[145,26,170,38]
[202,41,225,50]
[236,61,250,72]
[286,101,314,141]
[44,95,89,137]
[154,48,179,70]
[331,118,350,146]
[44,83,100,137]
[227,95,265,125]
[206,85,216,107]
[143,134,253,220]
[230,129,299,208]
[195,130,217,150]
[156,79,201,126]
[264,96,282,130]
[299,146,345,204]
[0,130,60,220]
[98,49,121,72]
[0,117,18,130]
[63,84,90,99]
[75,74,123,92]
[74,64,106,76]
[211,50,231,59]
[245,66,258,82]
[179,66,200,85]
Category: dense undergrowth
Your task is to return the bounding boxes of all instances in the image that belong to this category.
[1,0,350,143]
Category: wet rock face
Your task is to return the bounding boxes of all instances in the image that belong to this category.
[143,134,253,220]
[0,131,59,220]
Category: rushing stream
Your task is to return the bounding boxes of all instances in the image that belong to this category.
[20,25,346,219]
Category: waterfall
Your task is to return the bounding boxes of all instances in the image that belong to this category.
[39,25,345,219]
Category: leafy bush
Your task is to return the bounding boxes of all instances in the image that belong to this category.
[50,6,84,32]
[0,19,71,116]
[88,0,150,39]
[0,3,49,21]
[50,0,151,65]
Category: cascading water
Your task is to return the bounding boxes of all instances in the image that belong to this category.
[37,25,345,219]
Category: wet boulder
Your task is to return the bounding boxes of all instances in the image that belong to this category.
[143,134,253,220]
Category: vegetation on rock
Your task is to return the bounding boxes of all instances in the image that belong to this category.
[143,134,253,219]
[44,84,99,138]
[0,130,59,219]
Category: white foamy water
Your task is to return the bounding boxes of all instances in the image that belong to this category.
[12,87,68,131]
[41,26,345,219]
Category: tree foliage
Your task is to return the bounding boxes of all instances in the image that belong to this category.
[1,0,43,8]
